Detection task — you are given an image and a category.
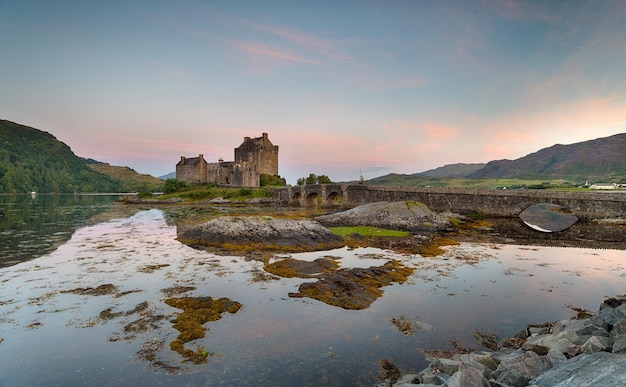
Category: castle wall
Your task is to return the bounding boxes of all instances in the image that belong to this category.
[176,156,208,184]
[176,133,278,188]
[234,133,278,176]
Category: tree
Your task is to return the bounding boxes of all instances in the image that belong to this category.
[297,173,333,185]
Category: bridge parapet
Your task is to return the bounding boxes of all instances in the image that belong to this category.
[269,185,626,220]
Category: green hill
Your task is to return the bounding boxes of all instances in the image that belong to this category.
[0,119,122,193]
[469,133,626,181]
[86,162,163,192]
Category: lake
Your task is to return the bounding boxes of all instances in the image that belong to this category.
[0,195,625,386]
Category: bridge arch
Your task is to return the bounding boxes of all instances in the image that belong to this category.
[326,190,342,207]
[305,192,320,207]
[291,192,302,206]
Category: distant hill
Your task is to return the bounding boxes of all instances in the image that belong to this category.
[363,133,626,187]
[86,162,163,192]
[159,171,176,180]
[0,119,164,193]
[0,119,122,193]
[417,163,485,178]
[469,133,626,181]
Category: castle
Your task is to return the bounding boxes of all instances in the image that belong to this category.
[176,133,278,187]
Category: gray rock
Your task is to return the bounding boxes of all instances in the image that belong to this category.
[612,336,626,353]
[431,357,460,376]
[459,352,498,378]
[392,373,420,385]
[419,371,449,385]
[593,306,624,326]
[581,335,612,354]
[525,330,581,354]
[612,318,626,337]
[531,352,626,386]
[494,351,552,386]
[445,368,489,387]
[315,201,452,232]
[545,348,568,368]
[576,323,610,337]
[177,216,345,252]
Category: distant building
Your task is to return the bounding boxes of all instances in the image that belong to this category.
[176,133,278,187]
[589,183,617,190]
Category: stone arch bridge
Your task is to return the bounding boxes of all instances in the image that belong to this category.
[270,185,626,220]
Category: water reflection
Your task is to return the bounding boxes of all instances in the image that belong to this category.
[0,200,625,386]
[0,194,137,267]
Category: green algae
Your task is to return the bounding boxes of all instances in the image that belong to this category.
[164,296,242,364]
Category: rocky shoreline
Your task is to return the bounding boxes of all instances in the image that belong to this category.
[379,295,626,387]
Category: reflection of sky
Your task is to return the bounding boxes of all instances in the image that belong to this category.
[1,209,625,385]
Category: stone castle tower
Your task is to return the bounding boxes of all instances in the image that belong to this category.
[176,133,278,187]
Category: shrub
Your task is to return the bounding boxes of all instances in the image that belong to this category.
[163,179,190,194]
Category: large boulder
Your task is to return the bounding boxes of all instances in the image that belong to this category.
[531,352,626,386]
[316,201,453,232]
[177,216,345,253]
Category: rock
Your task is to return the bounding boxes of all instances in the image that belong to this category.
[494,351,552,386]
[592,306,625,326]
[394,296,626,387]
[177,216,345,253]
[287,260,414,310]
[392,373,420,385]
[208,197,231,204]
[581,335,612,354]
[316,201,453,232]
[531,352,626,386]
[432,357,460,376]
[612,318,626,337]
[419,370,449,385]
[612,336,626,353]
[446,367,490,387]
[524,330,581,354]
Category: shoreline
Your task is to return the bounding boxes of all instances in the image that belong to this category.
[378,295,626,387]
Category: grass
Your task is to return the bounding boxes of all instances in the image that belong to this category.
[329,226,409,238]
[160,185,271,202]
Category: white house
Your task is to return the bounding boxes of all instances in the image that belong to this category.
[589,183,617,190]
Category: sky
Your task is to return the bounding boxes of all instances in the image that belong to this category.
[1,1,625,185]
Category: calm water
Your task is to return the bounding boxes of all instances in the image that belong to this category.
[0,196,625,386]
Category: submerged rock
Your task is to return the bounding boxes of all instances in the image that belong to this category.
[316,201,454,232]
[177,216,345,253]
[287,260,414,310]
[519,203,578,233]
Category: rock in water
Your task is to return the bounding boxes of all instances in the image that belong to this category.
[519,203,578,233]
[316,201,452,231]
[177,216,345,253]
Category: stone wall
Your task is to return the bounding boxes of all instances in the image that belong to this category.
[271,185,626,220]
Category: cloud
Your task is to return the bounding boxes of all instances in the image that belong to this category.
[252,24,351,63]
[231,42,319,64]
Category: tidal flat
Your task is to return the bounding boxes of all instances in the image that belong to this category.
[0,198,625,386]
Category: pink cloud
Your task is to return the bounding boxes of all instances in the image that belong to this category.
[380,121,461,140]
[254,24,351,63]
[232,42,319,64]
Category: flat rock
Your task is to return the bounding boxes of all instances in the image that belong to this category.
[316,201,452,232]
[531,352,626,386]
[177,216,345,253]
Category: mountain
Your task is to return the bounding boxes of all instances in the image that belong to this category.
[0,119,124,193]
[469,133,626,181]
[86,162,163,192]
[417,163,485,178]
[159,171,176,180]
[0,119,165,193]
[362,133,626,187]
